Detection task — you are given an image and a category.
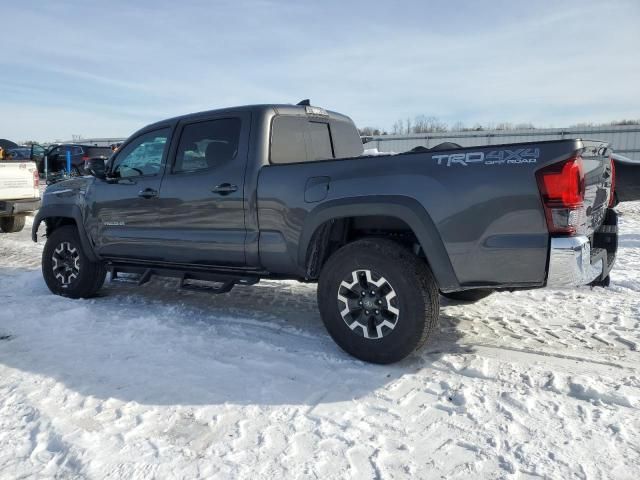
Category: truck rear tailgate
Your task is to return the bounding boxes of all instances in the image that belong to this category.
[0,161,40,201]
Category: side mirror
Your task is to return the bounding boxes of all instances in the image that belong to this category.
[86,158,106,179]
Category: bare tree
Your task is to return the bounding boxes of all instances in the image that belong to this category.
[414,116,447,133]
[358,127,385,136]
[609,119,640,126]
[451,121,465,132]
[392,119,404,135]
[391,115,448,134]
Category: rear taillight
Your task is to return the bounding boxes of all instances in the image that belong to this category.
[33,169,39,188]
[536,155,585,235]
[82,154,89,167]
[608,156,616,207]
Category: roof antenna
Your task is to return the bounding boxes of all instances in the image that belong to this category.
[297,99,311,106]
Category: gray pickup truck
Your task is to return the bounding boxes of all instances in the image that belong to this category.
[32,103,618,363]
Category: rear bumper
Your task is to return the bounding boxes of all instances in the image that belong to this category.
[546,209,618,287]
[0,198,41,217]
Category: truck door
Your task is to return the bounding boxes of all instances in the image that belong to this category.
[156,113,250,267]
[88,127,172,260]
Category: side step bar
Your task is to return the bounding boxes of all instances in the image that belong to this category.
[179,275,259,294]
[109,266,260,294]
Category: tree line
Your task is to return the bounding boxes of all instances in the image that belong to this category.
[358,117,640,137]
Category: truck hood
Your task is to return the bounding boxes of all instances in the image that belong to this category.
[42,177,94,204]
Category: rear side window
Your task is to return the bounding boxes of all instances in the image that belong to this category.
[173,118,241,173]
[270,116,334,164]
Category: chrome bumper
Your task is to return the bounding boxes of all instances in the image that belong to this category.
[546,236,604,287]
[0,198,41,216]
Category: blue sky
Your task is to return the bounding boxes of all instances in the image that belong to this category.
[1,0,639,141]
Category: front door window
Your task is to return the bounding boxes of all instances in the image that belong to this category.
[111,128,170,178]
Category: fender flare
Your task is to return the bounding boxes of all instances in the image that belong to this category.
[298,196,459,292]
[32,205,99,262]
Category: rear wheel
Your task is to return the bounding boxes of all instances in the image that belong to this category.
[441,289,493,303]
[42,226,106,298]
[318,238,439,364]
[0,215,26,233]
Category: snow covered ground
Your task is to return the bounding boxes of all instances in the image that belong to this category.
[1,204,639,479]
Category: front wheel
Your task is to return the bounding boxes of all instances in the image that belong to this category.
[318,238,439,364]
[42,225,106,298]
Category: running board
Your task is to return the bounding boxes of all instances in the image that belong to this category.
[110,268,153,286]
[179,276,236,294]
[109,266,260,293]
[179,274,259,294]
[110,269,142,284]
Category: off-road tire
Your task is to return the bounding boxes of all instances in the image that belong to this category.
[42,225,106,298]
[441,289,494,302]
[318,238,439,364]
[0,215,26,233]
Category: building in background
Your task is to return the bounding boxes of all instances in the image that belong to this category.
[61,137,127,147]
[363,125,640,162]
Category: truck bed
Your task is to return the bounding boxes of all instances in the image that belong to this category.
[257,139,613,290]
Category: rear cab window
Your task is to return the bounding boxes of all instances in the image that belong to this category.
[307,122,334,160]
[270,113,362,164]
[270,116,334,164]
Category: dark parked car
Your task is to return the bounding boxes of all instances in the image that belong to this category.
[40,144,113,176]
[0,139,19,151]
[32,103,618,363]
[7,147,32,160]
[612,153,640,203]
[0,142,46,164]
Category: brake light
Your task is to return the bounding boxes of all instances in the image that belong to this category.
[536,155,585,235]
[82,154,89,167]
[609,156,616,207]
[33,169,39,188]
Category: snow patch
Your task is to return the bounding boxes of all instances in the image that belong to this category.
[0,202,639,478]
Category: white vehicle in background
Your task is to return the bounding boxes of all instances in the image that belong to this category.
[0,158,41,233]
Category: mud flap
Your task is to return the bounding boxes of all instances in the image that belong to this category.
[590,209,618,287]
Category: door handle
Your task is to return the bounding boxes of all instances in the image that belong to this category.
[212,183,238,195]
[138,188,158,199]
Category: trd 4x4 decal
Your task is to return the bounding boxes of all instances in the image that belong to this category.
[432,148,540,167]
